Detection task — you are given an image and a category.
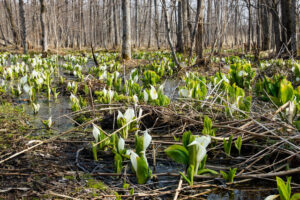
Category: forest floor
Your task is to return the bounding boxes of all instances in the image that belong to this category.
[0,49,299,199]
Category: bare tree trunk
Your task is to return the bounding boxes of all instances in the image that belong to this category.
[234,0,238,45]
[135,0,138,47]
[161,0,180,68]
[188,0,202,63]
[39,0,47,52]
[176,0,184,53]
[196,0,205,59]
[281,0,297,56]
[182,0,189,49]
[154,0,160,49]
[4,0,20,47]
[148,0,152,48]
[113,0,119,48]
[269,0,281,53]
[289,0,297,55]
[247,0,251,51]
[122,0,131,60]
[65,0,70,47]
[206,0,211,47]
[186,0,192,41]
[256,0,261,50]
[261,0,270,50]
[19,0,27,53]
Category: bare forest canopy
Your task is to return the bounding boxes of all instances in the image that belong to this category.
[0,0,300,58]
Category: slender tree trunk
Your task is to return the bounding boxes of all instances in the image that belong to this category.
[196,0,205,59]
[256,0,261,50]
[4,0,20,47]
[122,0,131,60]
[154,0,160,49]
[206,0,211,47]
[113,0,119,47]
[176,0,184,53]
[269,0,281,54]
[246,0,251,51]
[182,0,189,49]
[135,0,138,47]
[188,0,202,63]
[19,0,27,53]
[234,0,238,46]
[39,0,47,52]
[281,0,297,56]
[161,0,180,67]
[261,0,270,50]
[148,0,152,48]
[187,0,192,41]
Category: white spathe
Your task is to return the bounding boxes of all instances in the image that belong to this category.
[117,110,124,119]
[179,88,192,98]
[124,108,135,122]
[33,103,40,113]
[133,95,138,104]
[92,124,100,142]
[144,90,149,102]
[103,88,107,97]
[129,150,139,172]
[188,135,211,174]
[108,89,114,102]
[195,135,211,149]
[48,116,53,127]
[143,130,152,151]
[264,194,279,200]
[70,93,79,103]
[150,85,158,100]
[118,137,125,152]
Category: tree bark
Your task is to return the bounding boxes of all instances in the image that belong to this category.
[113,0,119,48]
[176,0,184,53]
[234,0,238,46]
[195,0,205,59]
[206,0,211,47]
[261,0,270,50]
[19,0,27,53]
[281,0,297,56]
[39,0,47,52]
[122,0,131,60]
[269,0,281,54]
[154,0,160,49]
[148,0,152,48]
[4,0,20,47]
[182,0,189,49]
[247,0,251,51]
[161,0,180,68]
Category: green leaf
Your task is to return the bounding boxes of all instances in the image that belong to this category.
[228,168,237,182]
[198,168,219,175]
[129,188,135,195]
[234,136,242,155]
[164,145,189,165]
[198,155,207,171]
[187,165,194,186]
[135,134,144,157]
[114,153,123,173]
[220,170,228,181]
[136,157,152,184]
[291,193,300,200]
[276,177,290,200]
[91,142,98,161]
[179,171,191,186]
[279,79,294,105]
[223,135,233,156]
[182,131,192,148]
